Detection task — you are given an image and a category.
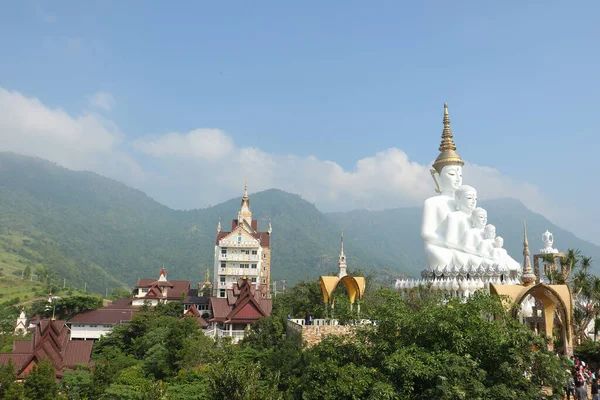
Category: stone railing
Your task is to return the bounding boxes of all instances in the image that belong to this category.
[286,319,373,347]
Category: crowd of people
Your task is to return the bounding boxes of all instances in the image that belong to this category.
[565,356,600,400]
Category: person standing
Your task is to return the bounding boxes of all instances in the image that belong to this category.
[592,378,599,400]
[575,381,588,400]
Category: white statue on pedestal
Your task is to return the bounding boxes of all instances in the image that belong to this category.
[539,230,558,254]
[420,103,522,277]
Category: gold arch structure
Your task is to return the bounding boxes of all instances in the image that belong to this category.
[490,282,574,356]
[319,275,366,311]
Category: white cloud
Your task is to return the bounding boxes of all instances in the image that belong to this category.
[130,127,566,224]
[0,87,587,242]
[89,92,115,111]
[0,88,142,182]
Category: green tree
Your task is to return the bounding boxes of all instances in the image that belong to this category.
[60,366,93,400]
[22,266,31,281]
[0,359,25,399]
[23,360,58,400]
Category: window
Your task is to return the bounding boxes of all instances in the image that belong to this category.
[244,250,250,255]
[220,276,226,283]
[220,263,226,268]
[237,237,242,243]
[262,279,266,284]
[252,250,257,255]
[219,289,226,298]
[251,264,257,269]
[240,263,249,268]
[221,248,227,255]
[141,288,149,293]
[251,277,257,283]
[103,325,112,328]
[263,254,267,259]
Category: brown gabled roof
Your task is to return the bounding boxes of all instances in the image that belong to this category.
[181,306,209,328]
[144,286,163,298]
[0,319,92,379]
[210,279,271,324]
[68,308,137,325]
[210,298,232,322]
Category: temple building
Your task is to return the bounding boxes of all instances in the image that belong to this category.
[0,319,93,379]
[207,277,272,343]
[214,185,272,299]
[67,298,138,340]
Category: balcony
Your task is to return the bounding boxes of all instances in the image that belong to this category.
[218,254,259,262]
[225,268,259,276]
[204,327,247,343]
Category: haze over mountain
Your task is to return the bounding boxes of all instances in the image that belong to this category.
[0,152,597,294]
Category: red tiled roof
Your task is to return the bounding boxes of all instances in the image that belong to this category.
[210,298,232,321]
[182,306,209,328]
[13,340,31,353]
[0,319,92,379]
[210,279,271,323]
[63,341,93,367]
[68,308,137,324]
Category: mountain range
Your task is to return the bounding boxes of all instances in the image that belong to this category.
[0,152,597,293]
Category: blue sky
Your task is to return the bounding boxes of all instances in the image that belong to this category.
[0,1,598,244]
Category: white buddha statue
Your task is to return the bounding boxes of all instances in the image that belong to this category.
[445,185,477,248]
[492,236,521,272]
[462,207,487,253]
[477,225,497,269]
[422,103,465,268]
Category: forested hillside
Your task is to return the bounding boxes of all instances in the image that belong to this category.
[0,152,597,294]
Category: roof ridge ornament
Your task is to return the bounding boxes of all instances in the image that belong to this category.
[432,103,464,175]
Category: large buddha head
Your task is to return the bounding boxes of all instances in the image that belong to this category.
[455,185,477,213]
[431,103,464,194]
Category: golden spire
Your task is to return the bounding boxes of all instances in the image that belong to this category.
[205,268,210,284]
[267,219,272,235]
[238,183,252,224]
[521,220,536,286]
[432,103,464,173]
[217,217,221,233]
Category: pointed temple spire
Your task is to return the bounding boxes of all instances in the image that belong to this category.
[521,221,536,286]
[432,103,464,174]
[205,268,211,285]
[338,230,347,278]
[267,219,272,235]
[238,184,253,226]
[217,217,222,233]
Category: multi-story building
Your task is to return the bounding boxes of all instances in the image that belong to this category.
[214,185,272,299]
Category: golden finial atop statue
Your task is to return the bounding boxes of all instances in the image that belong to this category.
[432,103,464,174]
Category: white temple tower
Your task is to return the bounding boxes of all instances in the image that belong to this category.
[213,185,272,299]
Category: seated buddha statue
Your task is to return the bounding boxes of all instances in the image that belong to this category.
[422,103,465,268]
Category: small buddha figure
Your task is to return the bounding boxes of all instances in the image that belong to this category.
[492,236,521,272]
[445,185,477,248]
[477,224,497,260]
[492,236,508,268]
[462,207,487,253]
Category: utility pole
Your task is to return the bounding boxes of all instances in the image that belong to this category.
[272,281,277,297]
[84,282,87,292]
[282,280,286,292]
[63,278,66,288]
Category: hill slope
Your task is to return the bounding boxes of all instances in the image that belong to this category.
[0,152,597,293]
